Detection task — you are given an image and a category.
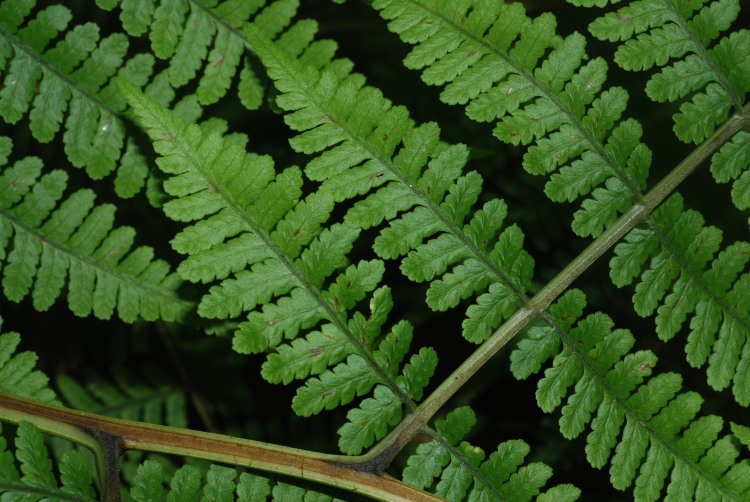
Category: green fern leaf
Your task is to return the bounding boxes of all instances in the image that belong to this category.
[511,289,750,500]
[610,193,750,405]
[0,318,56,404]
[711,130,750,210]
[579,0,749,144]
[372,0,653,239]
[245,23,536,344]
[0,421,97,500]
[0,1,164,196]
[120,78,438,454]
[130,458,342,502]
[0,138,189,322]
[402,406,581,501]
[104,0,316,110]
[732,422,750,451]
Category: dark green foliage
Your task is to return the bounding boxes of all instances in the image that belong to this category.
[0,1,748,501]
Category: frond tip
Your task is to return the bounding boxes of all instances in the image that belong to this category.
[511,289,750,500]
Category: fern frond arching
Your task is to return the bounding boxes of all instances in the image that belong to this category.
[0,318,56,404]
[245,24,535,345]
[610,193,750,405]
[403,406,581,501]
[577,0,749,144]
[0,421,98,501]
[120,79,438,455]
[56,364,187,427]
[0,1,171,196]
[0,137,190,322]
[372,0,653,239]
[511,288,750,501]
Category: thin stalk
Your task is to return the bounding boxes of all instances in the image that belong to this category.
[0,393,443,502]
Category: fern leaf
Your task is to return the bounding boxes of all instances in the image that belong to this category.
[56,364,187,427]
[711,130,750,210]
[104,0,317,109]
[0,2,165,195]
[372,0,653,239]
[580,0,749,144]
[0,421,97,501]
[0,318,56,404]
[121,79,437,454]
[610,193,750,405]
[130,458,347,502]
[0,137,189,322]
[511,289,750,500]
[402,406,581,501]
[245,24,536,344]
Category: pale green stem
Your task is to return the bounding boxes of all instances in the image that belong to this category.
[0,393,444,502]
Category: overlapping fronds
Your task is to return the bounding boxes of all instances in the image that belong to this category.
[0,317,56,404]
[0,421,98,501]
[56,364,187,427]
[372,0,653,239]
[403,406,581,501]
[131,459,347,501]
[575,0,749,144]
[245,24,535,345]
[510,288,750,501]
[0,137,190,323]
[611,193,750,405]
[0,0,170,196]
[369,0,750,409]
[120,79,437,455]
[95,0,310,110]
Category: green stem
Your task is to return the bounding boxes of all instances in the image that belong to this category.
[0,393,443,502]
[368,102,750,455]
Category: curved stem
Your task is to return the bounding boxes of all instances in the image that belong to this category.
[0,393,443,502]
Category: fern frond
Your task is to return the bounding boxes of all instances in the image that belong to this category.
[0,136,190,322]
[95,0,319,110]
[0,318,56,404]
[120,79,436,455]
[0,421,97,501]
[245,24,535,345]
[0,1,174,196]
[370,0,750,407]
[578,0,749,144]
[732,423,750,451]
[610,193,750,405]
[131,458,348,501]
[511,288,750,500]
[402,406,580,501]
[711,130,750,210]
[372,0,653,239]
[56,364,187,427]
